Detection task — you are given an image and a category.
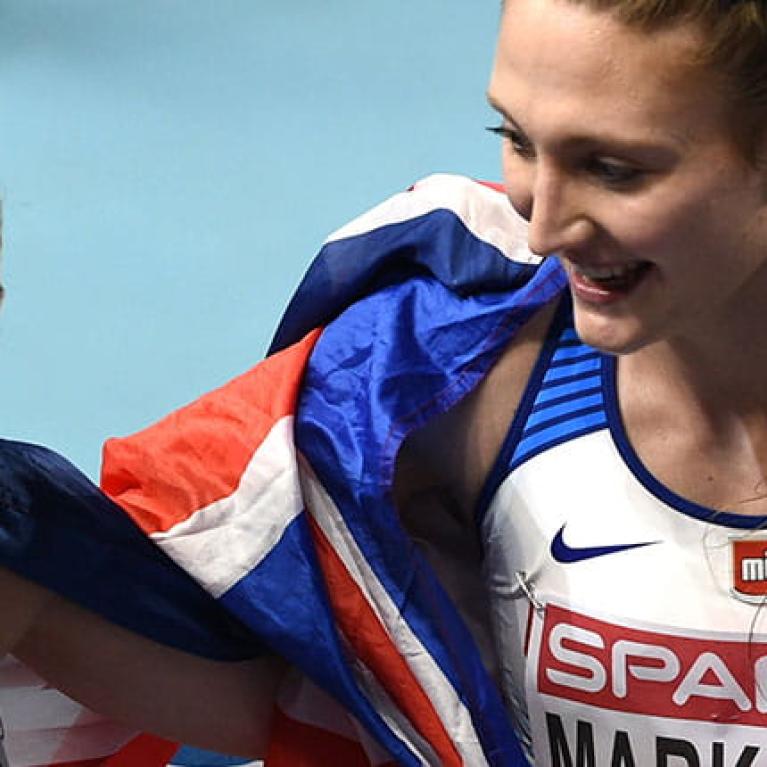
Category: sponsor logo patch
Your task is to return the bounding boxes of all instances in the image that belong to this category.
[537,604,767,725]
[731,537,767,602]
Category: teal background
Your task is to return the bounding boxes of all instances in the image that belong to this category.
[0,3,501,765]
[0,1,502,480]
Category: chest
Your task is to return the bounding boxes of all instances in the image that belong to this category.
[481,430,767,766]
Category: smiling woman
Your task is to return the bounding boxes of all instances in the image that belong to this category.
[470,0,767,761]
[488,0,767,355]
[4,0,767,766]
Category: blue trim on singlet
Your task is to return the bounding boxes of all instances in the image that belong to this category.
[474,297,610,524]
[508,321,608,472]
[476,300,767,534]
[602,355,767,530]
[474,299,571,524]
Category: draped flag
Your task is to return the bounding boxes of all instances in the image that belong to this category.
[0,175,567,766]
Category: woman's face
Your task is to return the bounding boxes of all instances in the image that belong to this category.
[488,0,767,355]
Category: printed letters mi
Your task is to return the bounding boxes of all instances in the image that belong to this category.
[731,537,767,601]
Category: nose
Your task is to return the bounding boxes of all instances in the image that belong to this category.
[519,164,594,257]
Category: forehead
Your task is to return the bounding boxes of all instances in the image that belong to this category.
[489,0,728,148]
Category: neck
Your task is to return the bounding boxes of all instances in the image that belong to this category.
[617,311,767,516]
[625,282,767,416]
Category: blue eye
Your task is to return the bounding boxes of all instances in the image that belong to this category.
[587,157,644,187]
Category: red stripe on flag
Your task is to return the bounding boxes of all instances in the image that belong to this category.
[101,734,178,767]
[308,516,463,767]
[476,180,505,193]
[267,707,395,767]
[101,330,321,534]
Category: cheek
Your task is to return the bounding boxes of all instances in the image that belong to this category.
[611,167,755,259]
[501,152,534,222]
[597,192,709,260]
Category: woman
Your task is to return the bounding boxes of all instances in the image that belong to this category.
[407,0,767,761]
[3,0,767,764]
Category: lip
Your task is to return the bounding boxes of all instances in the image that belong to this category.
[567,261,654,306]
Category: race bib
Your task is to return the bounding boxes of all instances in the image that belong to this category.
[527,602,767,766]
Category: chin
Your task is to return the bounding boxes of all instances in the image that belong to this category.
[571,310,654,356]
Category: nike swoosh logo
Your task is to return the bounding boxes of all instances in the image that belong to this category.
[550,524,658,564]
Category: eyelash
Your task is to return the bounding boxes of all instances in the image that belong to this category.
[586,157,646,187]
[486,125,534,158]
[486,124,645,189]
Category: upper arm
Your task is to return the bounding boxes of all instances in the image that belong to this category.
[4,568,286,758]
[0,567,50,655]
[393,301,556,672]
[396,299,556,517]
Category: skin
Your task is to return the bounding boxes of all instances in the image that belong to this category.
[0,566,286,756]
[407,0,767,519]
[490,0,767,359]
[475,0,767,518]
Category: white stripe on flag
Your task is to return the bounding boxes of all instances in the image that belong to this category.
[298,458,489,766]
[151,416,302,597]
[326,173,541,267]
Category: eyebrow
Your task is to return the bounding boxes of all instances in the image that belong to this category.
[486,92,686,156]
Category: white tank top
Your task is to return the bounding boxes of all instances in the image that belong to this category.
[479,299,767,766]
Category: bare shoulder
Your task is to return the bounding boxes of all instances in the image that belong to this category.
[395,299,558,518]
[393,299,558,663]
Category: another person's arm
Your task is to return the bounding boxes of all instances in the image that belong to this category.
[2,566,286,758]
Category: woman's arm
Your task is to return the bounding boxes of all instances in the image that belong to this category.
[396,299,557,517]
[393,301,556,674]
[2,566,286,758]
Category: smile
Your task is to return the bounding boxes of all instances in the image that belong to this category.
[570,261,654,303]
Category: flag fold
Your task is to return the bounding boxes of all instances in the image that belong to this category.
[1,174,567,766]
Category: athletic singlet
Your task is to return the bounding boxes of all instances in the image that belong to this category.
[478,297,767,766]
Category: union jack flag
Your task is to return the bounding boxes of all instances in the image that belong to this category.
[0,175,567,766]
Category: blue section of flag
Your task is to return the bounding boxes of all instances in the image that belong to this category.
[0,179,571,765]
[294,255,566,764]
[171,746,256,766]
[218,514,421,765]
[270,208,539,353]
[0,439,260,660]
